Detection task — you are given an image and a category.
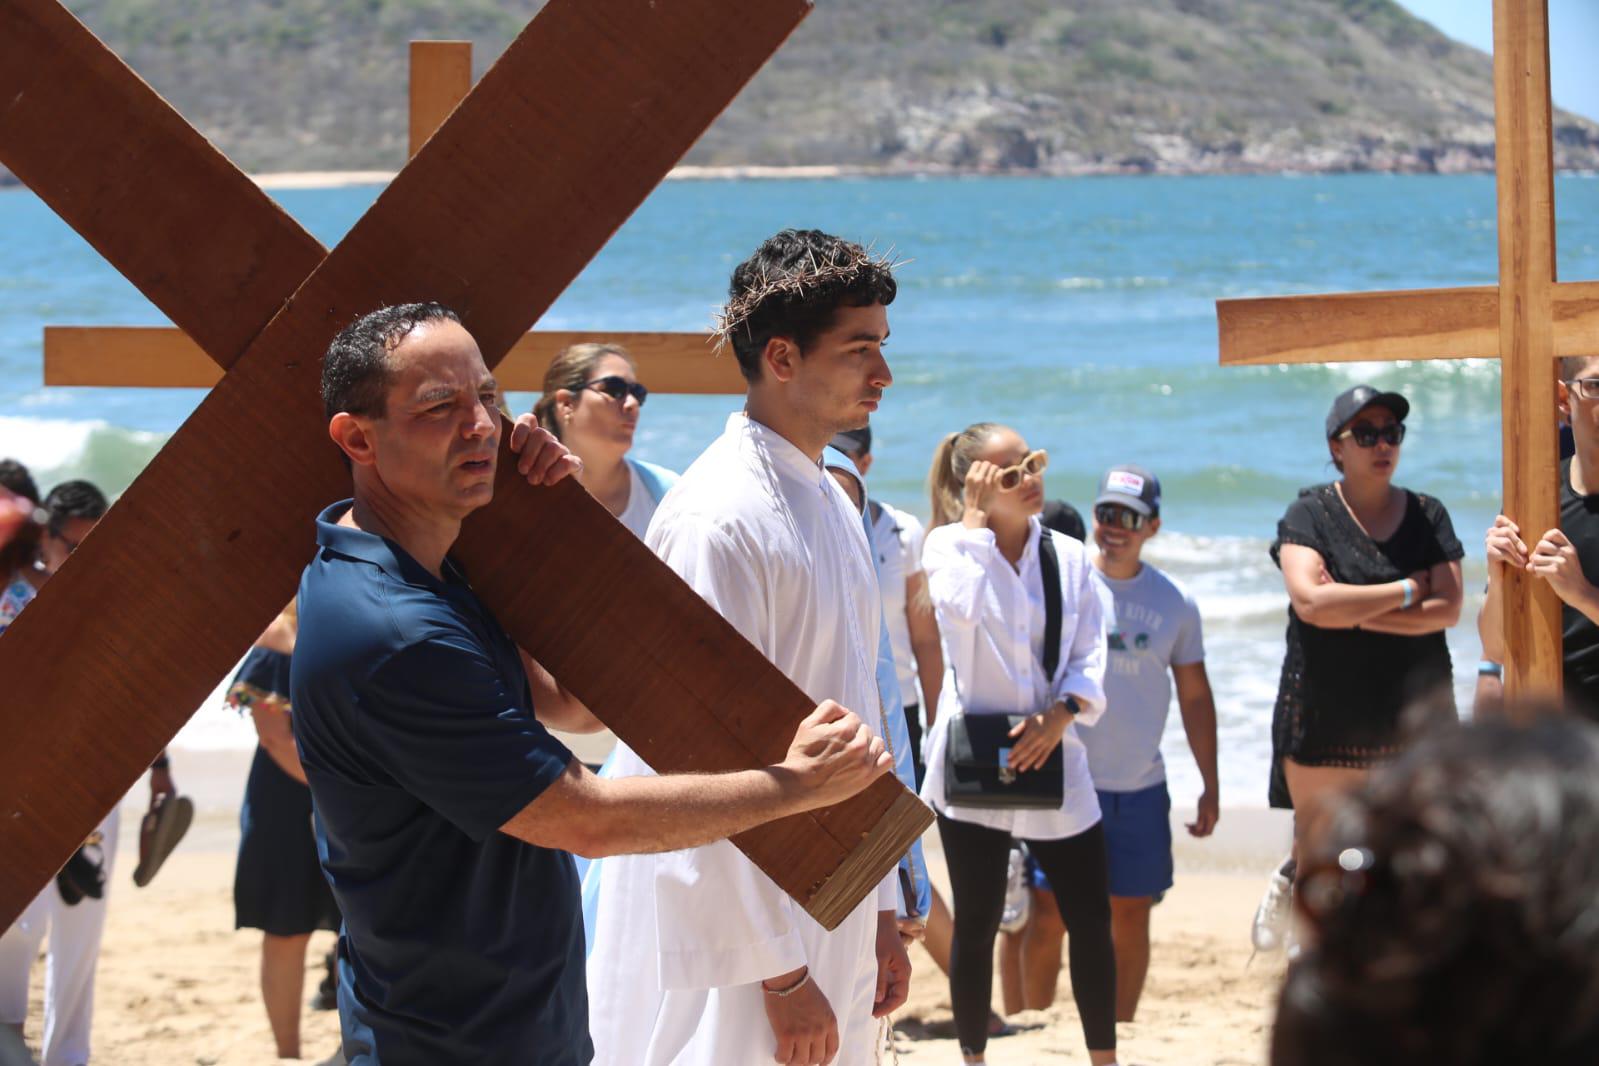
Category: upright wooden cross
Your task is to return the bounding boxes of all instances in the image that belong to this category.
[1216,0,1589,700]
[0,0,930,931]
[42,40,742,396]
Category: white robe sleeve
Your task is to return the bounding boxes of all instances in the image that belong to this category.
[923,526,996,631]
[1054,549,1109,726]
[646,515,807,990]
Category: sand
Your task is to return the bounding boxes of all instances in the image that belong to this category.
[10,749,1290,1064]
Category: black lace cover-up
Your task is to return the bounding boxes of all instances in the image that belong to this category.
[1267,484,1463,808]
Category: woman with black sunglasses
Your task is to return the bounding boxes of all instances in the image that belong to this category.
[1265,384,1463,927]
[922,422,1119,1066]
[532,342,676,539]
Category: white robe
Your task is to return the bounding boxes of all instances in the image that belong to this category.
[586,413,897,1066]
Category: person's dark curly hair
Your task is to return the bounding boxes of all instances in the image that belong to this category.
[42,480,108,534]
[1273,714,1599,1066]
[321,302,462,421]
[719,229,898,383]
[0,459,41,576]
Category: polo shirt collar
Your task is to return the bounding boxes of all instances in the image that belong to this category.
[315,500,450,590]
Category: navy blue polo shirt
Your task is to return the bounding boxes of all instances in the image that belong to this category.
[291,501,590,1065]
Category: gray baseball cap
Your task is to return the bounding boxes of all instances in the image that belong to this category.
[1325,384,1409,439]
[1094,465,1161,518]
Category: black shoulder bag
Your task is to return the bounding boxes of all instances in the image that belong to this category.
[943,530,1067,809]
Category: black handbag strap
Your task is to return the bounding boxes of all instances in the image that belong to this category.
[1038,529,1062,681]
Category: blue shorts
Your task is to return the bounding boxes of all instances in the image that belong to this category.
[1097,782,1174,898]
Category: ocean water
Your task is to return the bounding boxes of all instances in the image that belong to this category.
[7,173,1599,810]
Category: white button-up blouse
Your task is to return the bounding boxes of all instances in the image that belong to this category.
[919,517,1109,840]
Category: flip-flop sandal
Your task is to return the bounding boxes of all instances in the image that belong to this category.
[987,1011,1014,1038]
[133,793,194,887]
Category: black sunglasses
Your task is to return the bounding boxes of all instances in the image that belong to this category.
[584,375,648,407]
[1094,504,1147,531]
[1338,421,1406,448]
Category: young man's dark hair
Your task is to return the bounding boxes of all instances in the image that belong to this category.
[1273,714,1599,1066]
[321,302,462,420]
[718,228,898,382]
[42,480,108,535]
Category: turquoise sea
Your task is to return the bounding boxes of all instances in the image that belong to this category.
[7,173,1599,808]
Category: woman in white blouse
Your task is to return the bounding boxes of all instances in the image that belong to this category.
[922,422,1118,1066]
[531,342,677,539]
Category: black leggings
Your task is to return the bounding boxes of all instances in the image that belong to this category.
[937,812,1116,1055]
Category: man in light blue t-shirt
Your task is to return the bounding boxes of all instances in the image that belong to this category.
[1080,465,1219,1023]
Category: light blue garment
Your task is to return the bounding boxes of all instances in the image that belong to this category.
[824,446,932,922]
[627,457,678,506]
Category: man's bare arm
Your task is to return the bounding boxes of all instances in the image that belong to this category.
[500,700,892,858]
[518,649,606,734]
[905,571,943,721]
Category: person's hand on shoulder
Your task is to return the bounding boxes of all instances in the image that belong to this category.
[782,700,891,809]
[508,415,582,487]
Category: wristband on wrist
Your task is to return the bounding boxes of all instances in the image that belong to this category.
[762,969,811,998]
[1400,578,1415,610]
[1478,660,1504,678]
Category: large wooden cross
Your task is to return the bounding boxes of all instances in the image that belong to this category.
[0,0,930,931]
[42,40,742,396]
[1216,0,1596,700]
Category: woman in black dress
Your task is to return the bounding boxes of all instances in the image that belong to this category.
[229,599,340,1061]
[1269,385,1463,873]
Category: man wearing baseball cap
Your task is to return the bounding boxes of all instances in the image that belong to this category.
[1077,465,1218,1023]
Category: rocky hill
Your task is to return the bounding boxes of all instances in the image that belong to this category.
[7,0,1599,179]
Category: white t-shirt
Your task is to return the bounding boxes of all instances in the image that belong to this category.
[615,461,656,541]
[869,503,926,702]
[1080,564,1205,792]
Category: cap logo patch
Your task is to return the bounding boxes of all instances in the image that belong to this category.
[1107,471,1146,495]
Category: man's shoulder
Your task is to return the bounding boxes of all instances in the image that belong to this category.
[297,560,486,679]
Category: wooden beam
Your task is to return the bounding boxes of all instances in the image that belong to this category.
[2,0,927,935]
[1495,0,1563,700]
[45,326,743,393]
[0,0,325,368]
[1217,281,1599,366]
[409,41,472,159]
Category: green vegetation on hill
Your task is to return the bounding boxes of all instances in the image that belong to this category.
[14,0,1599,177]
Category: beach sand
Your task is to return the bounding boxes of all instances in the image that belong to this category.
[10,749,1290,1064]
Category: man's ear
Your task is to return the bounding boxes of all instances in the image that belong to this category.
[329,413,378,467]
[1558,381,1573,424]
[762,336,801,384]
[857,452,875,477]
[1147,516,1161,538]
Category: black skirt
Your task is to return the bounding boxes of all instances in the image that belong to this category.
[234,745,340,936]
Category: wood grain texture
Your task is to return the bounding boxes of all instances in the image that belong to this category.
[457,447,932,925]
[44,326,743,393]
[0,0,325,367]
[1494,0,1563,700]
[409,41,473,160]
[1,0,931,934]
[1217,281,1599,364]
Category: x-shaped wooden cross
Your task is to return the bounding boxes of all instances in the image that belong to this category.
[0,0,931,930]
[42,40,743,396]
[1217,0,1594,700]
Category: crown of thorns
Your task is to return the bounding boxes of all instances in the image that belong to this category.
[711,245,907,350]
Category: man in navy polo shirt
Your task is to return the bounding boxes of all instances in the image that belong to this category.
[292,303,893,1065]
